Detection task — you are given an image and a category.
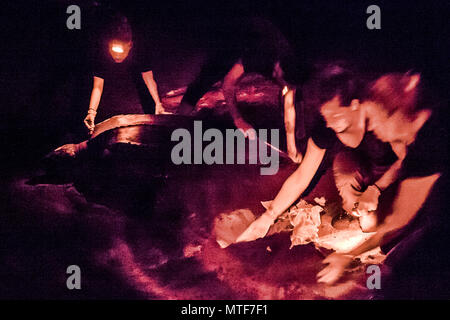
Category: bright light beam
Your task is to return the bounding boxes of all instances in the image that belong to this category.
[111,45,124,53]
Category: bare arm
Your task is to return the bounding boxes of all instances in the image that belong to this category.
[236,137,326,242]
[318,173,441,284]
[373,159,403,191]
[356,142,405,215]
[88,76,104,113]
[222,61,245,121]
[268,138,326,218]
[84,76,104,132]
[283,88,302,163]
[374,141,407,190]
[348,173,441,257]
[141,70,162,107]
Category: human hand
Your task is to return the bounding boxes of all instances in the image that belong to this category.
[83,111,96,134]
[355,185,381,216]
[358,211,378,232]
[235,212,275,243]
[317,252,354,285]
[233,117,256,140]
[156,102,172,115]
[287,147,303,164]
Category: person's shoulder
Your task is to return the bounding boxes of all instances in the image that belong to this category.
[130,42,153,73]
[402,108,448,178]
[91,56,108,79]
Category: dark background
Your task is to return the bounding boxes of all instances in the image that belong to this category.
[1,0,449,174]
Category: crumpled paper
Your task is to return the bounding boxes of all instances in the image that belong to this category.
[289,201,323,248]
[215,198,385,264]
[263,200,323,248]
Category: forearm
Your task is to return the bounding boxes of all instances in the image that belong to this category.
[88,87,102,112]
[267,171,311,218]
[347,174,440,257]
[347,231,385,257]
[223,86,241,121]
[146,78,162,105]
[284,89,297,153]
[223,61,245,121]
[267,138,325,218]
[374,159,402,190]
[141,71,162,106]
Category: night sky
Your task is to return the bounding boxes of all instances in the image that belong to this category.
[1,1,448,173]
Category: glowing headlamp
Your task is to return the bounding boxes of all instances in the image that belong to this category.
[111,44,124,53]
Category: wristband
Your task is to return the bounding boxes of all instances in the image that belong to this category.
[372,183,382,194]
[87,108,97,115]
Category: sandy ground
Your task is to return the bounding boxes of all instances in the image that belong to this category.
[0,77,376,300]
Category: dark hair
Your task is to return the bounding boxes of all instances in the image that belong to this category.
[366,72,421,119]
[105,15,133,43]
[303,61,363,110]
[280,54,312,87]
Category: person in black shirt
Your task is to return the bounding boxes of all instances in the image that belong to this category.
[84,16,164,133]
[317,73,450,296]
[237,64,399,243]
[177,17,309,141]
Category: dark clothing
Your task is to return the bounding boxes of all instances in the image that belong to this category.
[92,47,155,122]
[380,172,450,299]
[381,112,449,253]
[399,113,449,180]
[379,112,450,299]
[181,17,293,107]
[310,116,337,150]
[311,116,398,185]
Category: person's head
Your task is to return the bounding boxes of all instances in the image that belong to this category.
[106,16,133,63]
[364,72,427,143]
[108,39,132,63]
[305,62,364,134]
[273,54,311,88]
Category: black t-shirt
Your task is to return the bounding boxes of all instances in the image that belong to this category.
[400,112,449,179]
[311,116,398,171]
[92,47,153,122]
[381,111,450,254]
[211,17,293,79]
[238,18,292,77]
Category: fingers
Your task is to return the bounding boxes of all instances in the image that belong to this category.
[236,219,269,243]
[317,269,340,285]
[246,130,257,140]
[356,203,377,216]
[317,265,330,278]
[294,154,303,163]
[317,264,343,285]
[84,116,95,133]
[356,208,369,217]
[321,256,333,264]
[236,229,255,243]
[238,127,256,140]
[288,152,302,163]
